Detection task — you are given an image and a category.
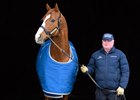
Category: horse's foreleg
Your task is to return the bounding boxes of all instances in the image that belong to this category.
[62,95,69,100]
[45,97,52,100]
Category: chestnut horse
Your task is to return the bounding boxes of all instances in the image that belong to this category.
[35,3,79,100]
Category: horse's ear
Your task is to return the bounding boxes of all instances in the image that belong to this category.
[54,3,59,12]
[46,3,51,11]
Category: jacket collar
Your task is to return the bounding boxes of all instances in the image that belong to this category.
[101,46,116,54]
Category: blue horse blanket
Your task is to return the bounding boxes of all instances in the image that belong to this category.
[36,40,78,97]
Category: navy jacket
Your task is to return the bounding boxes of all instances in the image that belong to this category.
[87,46,130,90]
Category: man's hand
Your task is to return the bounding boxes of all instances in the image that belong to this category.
[116,87,124,96]
[80,64,88,73]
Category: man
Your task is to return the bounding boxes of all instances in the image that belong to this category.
[81,33,130,100]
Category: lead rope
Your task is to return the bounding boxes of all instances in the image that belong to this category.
[40,25,78,63]
[41,27,126,100]
[86,72,126,100]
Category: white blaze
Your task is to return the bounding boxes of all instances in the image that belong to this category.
[35,14,51,43]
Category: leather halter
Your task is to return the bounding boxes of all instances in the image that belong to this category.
[40,12,73,61]
[40,13,61,37]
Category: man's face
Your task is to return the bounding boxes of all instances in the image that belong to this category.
[102,40,114,50]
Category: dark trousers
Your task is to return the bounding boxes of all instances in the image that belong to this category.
[95,87,122,100]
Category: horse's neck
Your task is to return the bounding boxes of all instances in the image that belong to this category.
[50,26,70,62]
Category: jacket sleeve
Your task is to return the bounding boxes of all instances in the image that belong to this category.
[87,53,96,74]
[119,52,130,89]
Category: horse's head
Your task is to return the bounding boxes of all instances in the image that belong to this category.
[35,3,64,44]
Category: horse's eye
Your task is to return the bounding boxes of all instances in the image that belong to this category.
[51,19,55,23]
